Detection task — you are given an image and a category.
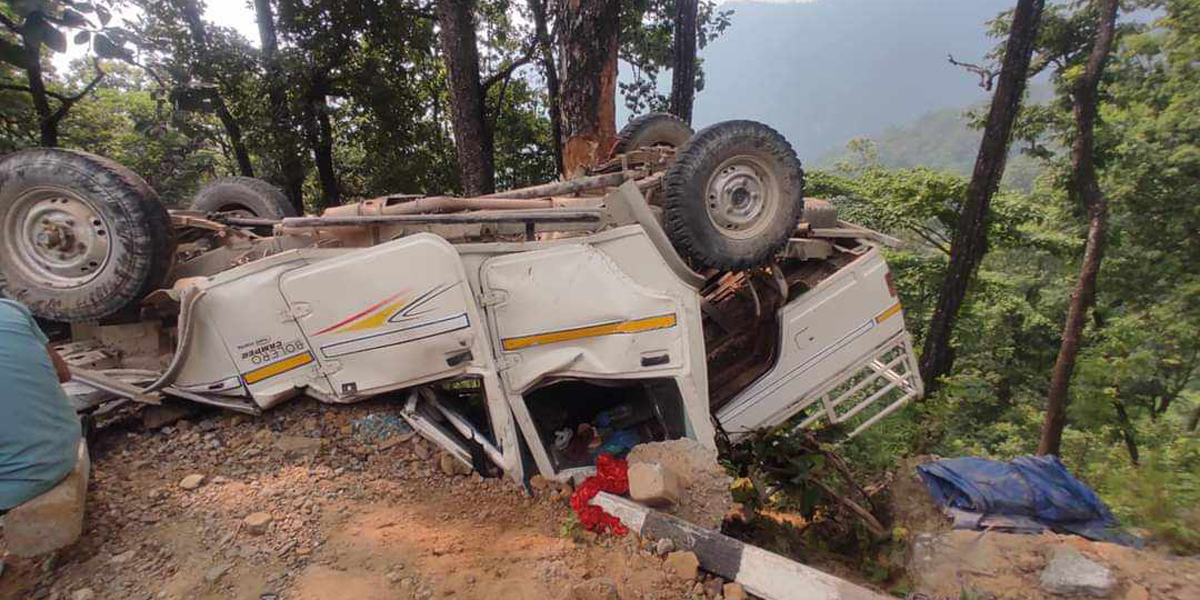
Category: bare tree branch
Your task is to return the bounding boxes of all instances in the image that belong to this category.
[912,225,952,255]
[810,478,889,538]
[948,53,998,91]
[481,42,536,93]
[0,12,21,33]
[49,60,105,123]
[0,83,35,94]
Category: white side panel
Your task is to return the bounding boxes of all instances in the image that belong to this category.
[179,255,322,407]
[716,248,911,437]
[481,243,685,393]
[279,234,486,399]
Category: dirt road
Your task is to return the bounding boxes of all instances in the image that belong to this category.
[1,398,704,600]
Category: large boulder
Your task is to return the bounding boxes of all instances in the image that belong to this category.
[1040,547,1117,597]
[2,441,90,557]
[627,439,732,529]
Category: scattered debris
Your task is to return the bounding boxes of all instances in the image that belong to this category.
[724,581,748,600]
[1040,547,1117,598]
[592,491,890,600]
[178,473,205,490]
[108,549,135,564]
[654,537,675,556]
[1125,583,1150,600]
[351,412,414,443]
[244,512,274,535]
[274,435,322,457]
[438,452,472,477]
[664,550,700,581]
[904,529,1199,600]
[627,439,732,529]
[142,403,200,430]
[561,578,620,600]
[204,562,232,584]
[628,460,680,507]
[0,398,724,600]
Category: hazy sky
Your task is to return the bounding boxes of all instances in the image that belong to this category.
[52,0,257,68]
[204,0,260,44]
[53,0,795,68]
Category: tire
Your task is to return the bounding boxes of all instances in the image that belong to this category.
[802,198,838,229]
[189,176,296,220]
[612,113,694,156]
[662,120,806,270]
[0,148,176,322]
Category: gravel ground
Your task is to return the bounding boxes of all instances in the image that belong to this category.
[0,396,743,600]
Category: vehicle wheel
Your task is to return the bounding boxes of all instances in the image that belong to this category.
[802,198,838,229]
[0,148,176,322]
[189,176,297,220]
[662,120,805,270]
[612,112,694,155]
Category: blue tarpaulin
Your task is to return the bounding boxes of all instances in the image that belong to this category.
[916,455,1142,547]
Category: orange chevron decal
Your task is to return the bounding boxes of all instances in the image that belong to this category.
[315,290,411,335]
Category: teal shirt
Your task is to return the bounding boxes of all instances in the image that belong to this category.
[0,299,80,509]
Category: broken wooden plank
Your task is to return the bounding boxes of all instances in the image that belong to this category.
[591,492,887,600]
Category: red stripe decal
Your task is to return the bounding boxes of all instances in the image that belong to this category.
[314,290,408,335]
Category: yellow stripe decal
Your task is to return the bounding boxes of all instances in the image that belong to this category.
[502,314,677,351]
[875,302,902,324]
[242,351,315,385]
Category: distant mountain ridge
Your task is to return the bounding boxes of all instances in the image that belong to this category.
[815,101,1048,191]
[685,0,1018,162]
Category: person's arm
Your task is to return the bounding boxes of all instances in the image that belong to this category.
[47,344,71,383]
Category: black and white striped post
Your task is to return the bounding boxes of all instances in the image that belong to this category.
[591,492,887,600]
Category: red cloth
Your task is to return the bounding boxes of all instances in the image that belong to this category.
[569,454,630,535]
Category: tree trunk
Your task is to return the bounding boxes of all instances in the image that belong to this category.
[213,98,254,177]
[253,0,308,213]
[918,0,1046,391]
[670,0,698,125]
[559,0,620,175]
[1038,0,1120,457]
[1112,399,1139,465]
[17,14,56,147]
[179,0,254,176]
[436,0,495,195]
[528,0,564,175]
[301,76,339,209]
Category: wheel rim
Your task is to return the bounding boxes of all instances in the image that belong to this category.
[704,155,782,240]
[2,186,112,288]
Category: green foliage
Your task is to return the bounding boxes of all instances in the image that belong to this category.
[0,0,1193,560]
[722,427,888,556]
[812,0,1200,554]
[558,512,583,541]
[489,76,556,189]
[59,60,219,205]
[618,0,731,117]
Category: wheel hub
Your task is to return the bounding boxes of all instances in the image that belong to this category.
[4,187,111,288]
[705,159,776,240]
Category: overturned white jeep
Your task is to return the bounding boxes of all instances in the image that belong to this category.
[0,116,922,483]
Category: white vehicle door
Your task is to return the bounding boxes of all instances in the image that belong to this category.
[716,247,922,439]
[480,242,687,393]
[278,234,486,399]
